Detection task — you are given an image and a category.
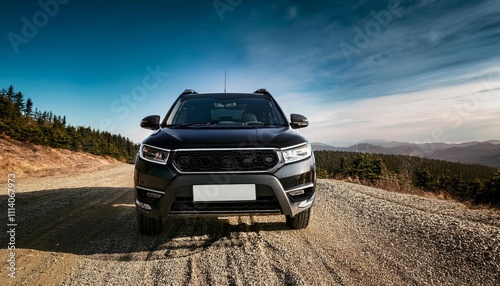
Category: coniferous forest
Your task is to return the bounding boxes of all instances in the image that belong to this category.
[314,150,500,206]
[0,86,138,163]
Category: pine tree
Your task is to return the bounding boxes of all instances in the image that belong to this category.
[7,85,14,101]
[414,167,434,190]
[25,98,33,117]
[13,91,25,112]
[42,111,48,123]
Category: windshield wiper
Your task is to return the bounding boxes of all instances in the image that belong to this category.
[168,123,213,128]
[241,122,287,127]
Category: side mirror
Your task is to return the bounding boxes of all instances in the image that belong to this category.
[290,114,309,129]
[140,115,160,130]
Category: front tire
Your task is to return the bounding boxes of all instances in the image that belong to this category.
[137,212,163,235]
[286,208,311,229]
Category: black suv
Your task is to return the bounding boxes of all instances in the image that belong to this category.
[134,89,316,234]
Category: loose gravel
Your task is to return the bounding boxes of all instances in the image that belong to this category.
[1,164,498,285]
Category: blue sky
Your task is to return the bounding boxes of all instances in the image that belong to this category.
[1,0,499,146]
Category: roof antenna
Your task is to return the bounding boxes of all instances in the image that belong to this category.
[224,71,227,93]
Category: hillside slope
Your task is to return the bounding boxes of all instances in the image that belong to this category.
[428,142,500,168]
[0,136,123,179]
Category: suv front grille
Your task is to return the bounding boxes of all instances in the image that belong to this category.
[172,149,279,173]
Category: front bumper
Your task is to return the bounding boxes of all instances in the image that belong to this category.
[134,156,316,220]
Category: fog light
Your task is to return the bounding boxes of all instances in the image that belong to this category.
[146,192,162,199]
[135,199,152,210]
[298,193,316,208]
[289,189,305,196]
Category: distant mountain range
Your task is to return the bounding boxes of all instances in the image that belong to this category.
[311,140,500,169]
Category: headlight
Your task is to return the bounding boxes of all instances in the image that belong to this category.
[140,144,170,164]
[281,143,312,164]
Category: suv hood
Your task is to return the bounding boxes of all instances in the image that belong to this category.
[143,127,308,149]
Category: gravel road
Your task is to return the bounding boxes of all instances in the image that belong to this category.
[1,164,499,285]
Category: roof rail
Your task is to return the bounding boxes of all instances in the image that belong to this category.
[181,89,197,95]
[253,88,270,95]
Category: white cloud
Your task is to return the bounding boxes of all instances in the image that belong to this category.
[299,74,500,144]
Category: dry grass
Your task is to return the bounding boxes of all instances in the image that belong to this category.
[333,175,499,210]
[0,136,123,179]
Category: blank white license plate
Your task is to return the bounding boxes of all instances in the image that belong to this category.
[193,184,256,202]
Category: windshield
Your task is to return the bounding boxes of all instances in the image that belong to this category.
[165,96,288,127]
